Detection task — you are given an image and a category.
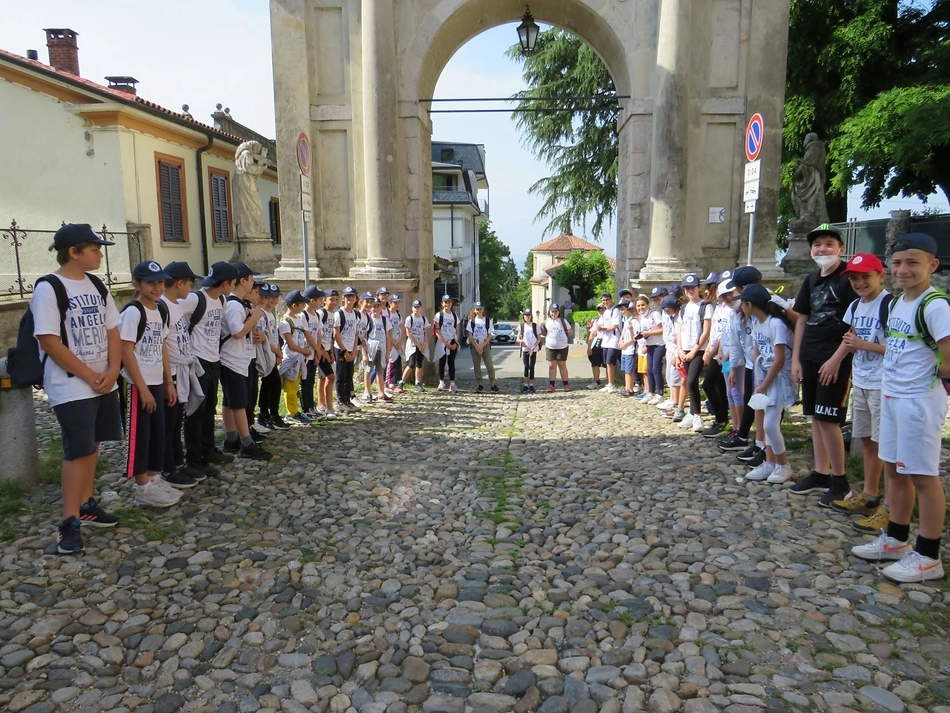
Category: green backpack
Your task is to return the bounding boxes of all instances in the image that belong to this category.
[885,288,950,384]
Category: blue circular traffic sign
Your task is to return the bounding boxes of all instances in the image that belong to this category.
[745,113,764,162]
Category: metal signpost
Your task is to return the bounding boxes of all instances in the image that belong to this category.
[743,113,763,265]
[296,132,312,287]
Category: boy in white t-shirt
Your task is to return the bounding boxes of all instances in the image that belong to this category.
[617,301,640,397]
[120,261,181,509]
[32,224,123,554]
[254,284,287,431]
[279,291,313,424]
[334,286,362,410]
[401,299,430,392]
[822,253,890,523]
[852,233,950,582]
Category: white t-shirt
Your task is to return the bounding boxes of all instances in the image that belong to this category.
[661,313,679,358]
[467,317,493,345]
[843,291,890,390]
[883,287,950,396]
[315,308,333,350]
[161,294,195,367]
[597,307,621,349]
[189,289,225,363]
[435,311,459,343]
[753,315,793,374]
[366,314,388,358]
[709,303,732,353]
[404,314,429,356]
[519,321,541,352]
[220,298,254,374]
[639,309,665,347]
[544,317,570,349]
[620,317,640,356]
[279,312,310,359]
[31,274,121,407]
[334,308,360,351]
[119,304,168,386]
[679,301,709,351]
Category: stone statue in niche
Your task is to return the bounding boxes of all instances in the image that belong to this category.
[233,140,268,237]
[789,133,830,234]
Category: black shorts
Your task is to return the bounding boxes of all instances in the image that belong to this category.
[800,357,851,424]
[221,365,250,409]
[588,345,604,367]
[407,351,425,369]
[53,392,123,461]
[602,347,621,365]
[546,347,569,362]
[317,356,335,377]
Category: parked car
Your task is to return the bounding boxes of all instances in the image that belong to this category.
[492,322,515,344]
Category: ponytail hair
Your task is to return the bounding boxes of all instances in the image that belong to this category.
[762,300,795,333]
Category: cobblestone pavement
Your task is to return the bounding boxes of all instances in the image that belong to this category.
[2,373,950,713]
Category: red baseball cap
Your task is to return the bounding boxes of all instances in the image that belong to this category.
[842,253,884,274]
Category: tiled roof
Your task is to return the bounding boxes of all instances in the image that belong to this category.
[431,142,486,177]
[0,47,246,145]
[530,234,603,253]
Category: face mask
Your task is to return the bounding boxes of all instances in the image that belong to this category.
[813,254,839,271]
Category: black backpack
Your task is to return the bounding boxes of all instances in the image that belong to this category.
[7,273,109,388]
[120,300,170,344]
[187,290,226,334]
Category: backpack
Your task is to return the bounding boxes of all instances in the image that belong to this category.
[468,317,493,337]
[188,291,226,334]
[7,273,109,388]
[436,311,459,331]
[847,295,891,338]
[219,295,249,346]
[519,322,539,341]
[885,289,950,379]
[679,300,709,322]
[336,307,363,331]
[120,299,170,344]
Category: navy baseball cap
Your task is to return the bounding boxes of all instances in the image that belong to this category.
[268,283,280,296]
[660,295,679,309]
[618,300,631,309]
[52,223,114,250]
[681,274,700,287]
[234,262,259,279]
[390,294,401,302]
[284,290,307,305]
[164,261,201,281]
[700,272,721,285]
[376,286,389,295]
[342,286,357,296]
[739,283,771,308]
[719,269,733,282]
[807,223,843,245]
[600,293,611,299]
[132,260,170,281]
[550,303,560,311]
[618,289,633,298]
[891,232,938,256]
[328,289,340,297]
[522,308,531,315]
[731,266,762,288]
[360,291,373,300]
[202,261,240,286]
[650,286,668,298]
[474,301,484,308]
[412,299,422,307]
[441,294,453,302]
[303,285,325,300]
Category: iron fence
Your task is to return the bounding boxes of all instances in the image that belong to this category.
[834,214,950,264]
[1,220,143,298]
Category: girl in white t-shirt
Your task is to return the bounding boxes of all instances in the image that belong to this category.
[517,309,542,393]
[386,296,403,392]
[467,303,498,392]
[433,296,461,392]
[401,300,430,391]
[617,302,641,397]
[544,304,573,392]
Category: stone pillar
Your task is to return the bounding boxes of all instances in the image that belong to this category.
[350,0,411,279]
[640,0,696,280]
[0,358,39,486]
[885,209,911,261]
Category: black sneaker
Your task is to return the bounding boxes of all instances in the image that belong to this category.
[522,384,529,393]
[701,424,726,438]
[719,435,749,452]
[57,516,84,555]
[188,460,220,478]
[179,464,208,482]
[250,428,267,442]
[528,385,536,393]
[205,449,235,464]
[818,477,850,508]
[745,449,767,468]
[490,384,500,393]
[163,470,198,489]
[238,442,273,461]
[476,384,484,393]
[222,439,240,454]
[79,498,120,528]
[269,417,290,430]
[736,445,761,462]
[789,471,832,496]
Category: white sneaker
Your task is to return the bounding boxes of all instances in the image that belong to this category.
[449,383,458,393]
[324,409,337,420]
[766,464,793,483]
[438,381,447,391]
[134,479,180,508]
[677,414,693,429]
[632,385,643,394]
[586,382,601,390]
[746,461,777,481]
[882,551,945,582]
[851,533,913,561]
[149,475,182,499]
[648,394,664,405]
[254,422,271,433]
[656,399,674,410]
[691,414,704,432]
[605,384,617,393]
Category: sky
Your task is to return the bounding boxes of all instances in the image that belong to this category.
[3,1,947,268]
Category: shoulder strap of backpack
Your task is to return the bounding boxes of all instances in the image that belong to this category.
[283,315,296,333]
[878,296,890,331]
[189,291,207,334]
[915,289,950,351]
[37,275,71,347]
[698,301,708,321]
[336,307,346,330]
[85,273,109,302]
[121,300,149,344]
[156,299,169,329]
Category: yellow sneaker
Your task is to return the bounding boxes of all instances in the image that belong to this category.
[831,491,879,515]
[852,506,888,534]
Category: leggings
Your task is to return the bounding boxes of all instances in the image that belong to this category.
[725,365,744,407]
[258,367,282,420]
[471,345,495,383]
[300,360,316,413]
[738,367,756,439]
[335,349,356,403]
[647,344,665,394]
[686,352,705,414]
[523,351,537,379]
[702,359,729,423]
[763,403,786,455]
[386,357,402,386]
[439,347,458,381]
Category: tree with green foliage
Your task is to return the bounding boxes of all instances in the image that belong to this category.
[554,250,613,309]
[477,220,519,318]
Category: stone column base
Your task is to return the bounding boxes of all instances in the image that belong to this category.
[231,234,280,276]
[637,256,699,282]
[781,233,813,276]
[274,258,323,282]
[349,258,412,280]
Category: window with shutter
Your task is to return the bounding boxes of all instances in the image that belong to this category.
[155,154,188,242]
[269,198,281,244]
[209,169,232,243]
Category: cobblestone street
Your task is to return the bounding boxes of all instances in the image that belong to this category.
[2,375,949,713]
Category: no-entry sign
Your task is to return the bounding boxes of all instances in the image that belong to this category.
[745,113,764,162]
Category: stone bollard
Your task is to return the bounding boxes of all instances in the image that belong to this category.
[0,357,40,486]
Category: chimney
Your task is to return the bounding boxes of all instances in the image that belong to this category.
[105,76,139,96]
[26,49,39,61]
[44,28,80,75]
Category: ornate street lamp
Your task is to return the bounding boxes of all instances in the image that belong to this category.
[517,6,540,54]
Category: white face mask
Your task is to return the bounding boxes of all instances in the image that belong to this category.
[812,254,839,271]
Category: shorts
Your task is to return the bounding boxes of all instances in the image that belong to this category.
[666,359,682,388]
[546,347,569,362]
[53,392,123,461]
[406,351,425,369]
[317,357,334,378]
[602,347,621,366]
[878,389,948,476]
[851,386,881,442]
[800,357,851,424]
[620,354,636,375]
[221,365,250,409]
[588,345,604,367]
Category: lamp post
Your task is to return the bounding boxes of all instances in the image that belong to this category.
[517,6,540,54]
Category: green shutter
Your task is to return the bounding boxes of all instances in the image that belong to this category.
[159,161,185,242]
[210,173,230,242]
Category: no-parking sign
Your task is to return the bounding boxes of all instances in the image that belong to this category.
[745,113,764,162]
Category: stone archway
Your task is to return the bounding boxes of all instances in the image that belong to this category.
[270,0,789,297]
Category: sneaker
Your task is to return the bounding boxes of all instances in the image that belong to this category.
[149,475,183,499]
[337,402,356,414]
[323,409,337,420]
[636,391,652,401]
[438,381,447,391]
[648,394,664,405]
[736,445,762,462]
[381,394,394,403]
[78,498,119,528]
[253,421,271,433]
[586,382,602,390]
[618,389,633,398]
[701,424,723,438]
[605,384,617,393]
[57,516,84,555]
[205,449,235,464]
[361,392,374,402]
[490,384,500,393]
[767,464,793,484]
[449,383,458,393]
[672,408,686,422]
[528,385,536,393]
[632,385,643,395]
[222,439,240,454]
[853,507,889,534]
[134,479,180,508]
[547,384,555,393]
[414,383,425,393]
[717,428,737,443]
[691,415,705,432]
[832,491,881,516]
[660,408,675,419]
[287,412,312,425]
[179,464,208,482]
[882,551,945,583]
[656,399,674,410]
[677,413,694,429]
[562,384,571,392]
[239,442,273,461]
[746,461,776,481]
[522,384,529,393]
[163,470,198,489]
[250,427,267,442]
[851,533,913,562]
[745,449,767,468]
[789,471,832,495]
[269,417,290,430]
[819,478,852,508]
[719,434,749,452]
[187,460,219,478]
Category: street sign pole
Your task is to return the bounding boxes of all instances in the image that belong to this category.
[747,212,756,266]
[302,213,310,288]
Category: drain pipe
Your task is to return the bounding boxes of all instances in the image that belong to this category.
[195,135,215,273]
